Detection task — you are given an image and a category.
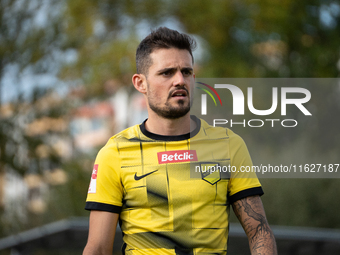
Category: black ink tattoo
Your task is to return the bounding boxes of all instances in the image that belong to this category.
[233,196,277,255]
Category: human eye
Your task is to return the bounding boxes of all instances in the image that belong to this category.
[182,69,193,76]
[161,69,174,77]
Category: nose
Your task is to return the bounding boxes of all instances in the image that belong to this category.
[173,70,186,86]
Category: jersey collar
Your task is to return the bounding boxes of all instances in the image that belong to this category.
[139,115,201,141]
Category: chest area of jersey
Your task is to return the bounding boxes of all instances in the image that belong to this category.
[118,139,231,208]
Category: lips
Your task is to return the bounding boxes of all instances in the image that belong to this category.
[171,89,188,98]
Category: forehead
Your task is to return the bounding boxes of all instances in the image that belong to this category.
[148,48,193,71]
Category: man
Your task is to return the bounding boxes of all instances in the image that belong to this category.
[83,27,277,255]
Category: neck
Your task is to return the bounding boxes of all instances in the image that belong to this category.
[144,113,196,136]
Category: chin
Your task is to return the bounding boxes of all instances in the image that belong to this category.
[149,100,191,119]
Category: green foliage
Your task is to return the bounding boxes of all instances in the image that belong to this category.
[0,88,68,175]
[0,0,64,80]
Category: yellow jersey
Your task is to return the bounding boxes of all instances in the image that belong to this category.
[86,116,263,254]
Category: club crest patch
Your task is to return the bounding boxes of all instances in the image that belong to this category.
[201,163,221,185]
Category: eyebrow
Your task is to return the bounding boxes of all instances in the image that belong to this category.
[157,67,194,74]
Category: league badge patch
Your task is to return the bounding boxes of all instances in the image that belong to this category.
[88,164,98,193]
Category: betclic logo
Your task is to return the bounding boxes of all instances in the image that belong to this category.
[157,150,198,164]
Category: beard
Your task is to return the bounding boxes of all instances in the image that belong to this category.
[149,98,191,119]
[147,85,193,119]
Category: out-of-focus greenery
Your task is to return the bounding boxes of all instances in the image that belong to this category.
[0,0,339,239]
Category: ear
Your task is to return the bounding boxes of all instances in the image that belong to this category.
[132,74,147,94]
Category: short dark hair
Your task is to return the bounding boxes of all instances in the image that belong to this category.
[136,27,197,75]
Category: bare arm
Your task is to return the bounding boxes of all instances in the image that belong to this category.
[232,195,277,255]
[83,210,119,255]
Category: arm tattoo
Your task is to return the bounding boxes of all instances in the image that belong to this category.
[233,196,277,255]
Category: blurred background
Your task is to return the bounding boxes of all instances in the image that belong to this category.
[0,0,340,254]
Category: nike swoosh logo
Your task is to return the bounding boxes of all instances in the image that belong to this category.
[134,169,158,181]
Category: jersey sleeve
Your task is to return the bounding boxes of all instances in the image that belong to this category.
[85,141,123,214]
[227,129,264,204]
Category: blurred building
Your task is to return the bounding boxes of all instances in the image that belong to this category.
[69,86,148,153]
[70,101,115,153]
